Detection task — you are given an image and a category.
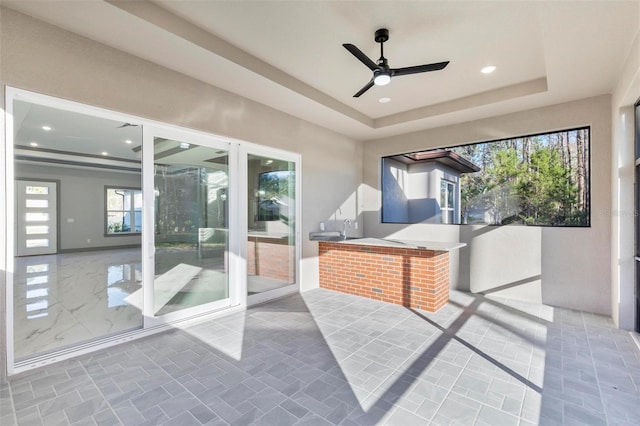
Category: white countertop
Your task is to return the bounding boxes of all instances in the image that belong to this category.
[331,238,466,252]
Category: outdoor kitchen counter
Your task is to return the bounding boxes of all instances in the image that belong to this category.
[318,238,466,312]
[332,237,465,252]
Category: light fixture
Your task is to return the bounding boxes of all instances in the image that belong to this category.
[378,97,391,104]
[481,65,496,74]
[179,142,190,149]
[101,151,109,156]
[125,139,132,144]
[373,71,391,86]
[30,142,38,147]
[265,160,273,165]
[42,125,51,131]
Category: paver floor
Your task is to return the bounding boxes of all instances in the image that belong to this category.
[2,288,639,425]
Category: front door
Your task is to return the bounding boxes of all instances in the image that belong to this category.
[15,180,57,256]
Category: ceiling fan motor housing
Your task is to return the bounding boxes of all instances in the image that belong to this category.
[375,28,389,43]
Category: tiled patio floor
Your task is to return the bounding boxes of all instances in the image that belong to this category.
[2,288,639,425]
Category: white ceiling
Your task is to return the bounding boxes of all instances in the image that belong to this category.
[4,0,639,141]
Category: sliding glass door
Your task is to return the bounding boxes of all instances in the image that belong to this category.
[245,147,300,303]
[6,88,300,373]
[142,127,239,325]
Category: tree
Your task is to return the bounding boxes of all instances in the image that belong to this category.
[515,148,579,225]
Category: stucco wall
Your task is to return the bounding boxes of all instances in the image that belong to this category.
[363,96,613,315]
[610,28,639,330]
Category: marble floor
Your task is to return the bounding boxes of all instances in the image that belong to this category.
[2,288,639,425]
[13,249,144,360]
[13,248,291,360]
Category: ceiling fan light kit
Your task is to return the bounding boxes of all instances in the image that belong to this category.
[343,28,449,97]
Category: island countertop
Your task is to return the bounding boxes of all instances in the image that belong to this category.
[331,237,466,252]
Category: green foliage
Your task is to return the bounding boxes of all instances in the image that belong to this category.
[107,221,130,234]
[514,148,578,225]
[453,130,588,226]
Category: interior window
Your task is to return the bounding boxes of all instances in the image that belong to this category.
[106,187,142,234]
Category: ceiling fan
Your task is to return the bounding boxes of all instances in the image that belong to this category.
[343,28,449,98]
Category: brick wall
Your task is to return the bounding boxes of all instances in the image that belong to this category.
[248,236,295,283]
[319,242,449,312]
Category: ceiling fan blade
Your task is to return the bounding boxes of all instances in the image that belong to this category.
[343,44,378,71]
[392,61,449,77]
[353,79,375,97]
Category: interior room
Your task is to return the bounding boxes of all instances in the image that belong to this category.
[1,1,639,425]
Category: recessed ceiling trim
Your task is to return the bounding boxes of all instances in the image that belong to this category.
[105,0,374,128]
[374,77,548,128]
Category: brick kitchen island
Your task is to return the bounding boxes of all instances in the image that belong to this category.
[318,238,465,312]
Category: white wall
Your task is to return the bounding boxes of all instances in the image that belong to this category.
[611,28,639,330]
[364,96,613,314]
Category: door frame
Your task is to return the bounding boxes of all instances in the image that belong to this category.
[635,99,640,333]
[241,142,302,306]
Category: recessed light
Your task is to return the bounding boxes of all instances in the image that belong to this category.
[179,142,190,149]
[125,139,132,144]
[481,65,496,74]
[42,125,51,131]
[30,142,38,147]
[101,151,109,156]
[379,97,391,103]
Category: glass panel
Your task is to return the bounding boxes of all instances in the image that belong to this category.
[26,288,48,298]
[107,212,128,233]
[25,185,48,195]
[447,183,454,208]
[25,199,48,208]
[153,138,229,315]
[25,225,49,235]
[25,239,49,248]
[247,154,296,294]
[382,127,590,226]
[107,189,124,210]
[25,212,49,222]
[13,98,143,360]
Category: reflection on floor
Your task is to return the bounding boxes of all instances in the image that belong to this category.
[248,275,291,295]
[13,247,287,360]
[153,245,229,316]
[13,249,143,360]
[3,289,639,425]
